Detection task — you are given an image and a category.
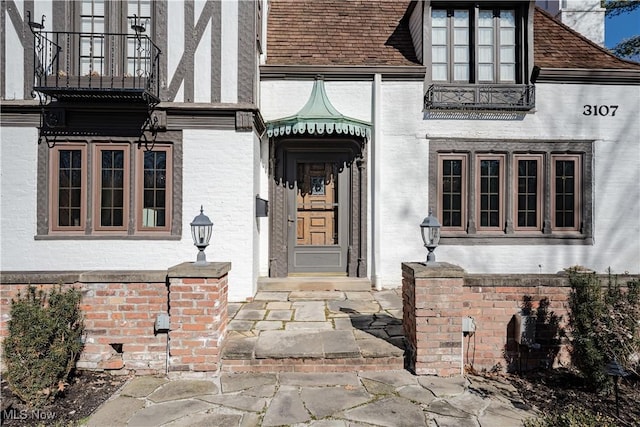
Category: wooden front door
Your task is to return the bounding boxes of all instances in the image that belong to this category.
[288,160,349,274]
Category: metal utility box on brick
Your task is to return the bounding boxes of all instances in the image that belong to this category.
[155,313,170,333]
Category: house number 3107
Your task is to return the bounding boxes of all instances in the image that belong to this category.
[583,105,618,116]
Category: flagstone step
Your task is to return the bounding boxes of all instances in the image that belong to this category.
[220,331,405,373]
[257,277,372,292]
[221,289,406,373]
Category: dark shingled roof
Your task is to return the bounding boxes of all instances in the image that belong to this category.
[266,0,640,70]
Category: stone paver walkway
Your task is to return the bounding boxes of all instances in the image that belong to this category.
[88,371,538,426]
[222,290,405,365]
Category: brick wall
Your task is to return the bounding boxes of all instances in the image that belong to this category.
[403,262,580,376]
[0,274,168,375]
[1,264,230,375]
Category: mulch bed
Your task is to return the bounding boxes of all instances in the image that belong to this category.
[501,368,640,426]
[1,371,130,426]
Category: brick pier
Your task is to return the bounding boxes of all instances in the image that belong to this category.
[167,262,230,373]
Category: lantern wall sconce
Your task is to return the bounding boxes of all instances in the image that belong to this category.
[420,208,441,264]
[190,206,213,265]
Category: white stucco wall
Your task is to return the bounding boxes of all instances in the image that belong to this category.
[261,78,640,288]
[183,129,257,301]
[376,81,640,287]
[260,80,372,122]
[258,136,270,278]
[194,15,212,103]
[3,1,24,100]
[0,127,259,301]
[220,0,239,103]
[167,0,185,101]
[165,0,239,103]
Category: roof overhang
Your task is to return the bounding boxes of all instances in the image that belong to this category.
[532,67,640,85]
[265,78,371,140]
[261,65,426,81]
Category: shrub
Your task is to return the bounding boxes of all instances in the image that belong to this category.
[2,285,84,407]
[567,268,640,391]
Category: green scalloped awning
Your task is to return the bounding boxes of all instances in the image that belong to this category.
[266,78,371,140]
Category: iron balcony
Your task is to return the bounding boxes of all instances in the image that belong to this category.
[32,30,161,105]
[424,83,535,111]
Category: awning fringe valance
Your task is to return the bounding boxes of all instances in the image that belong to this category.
[267,120,370,139]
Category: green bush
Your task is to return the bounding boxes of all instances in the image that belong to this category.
[523,406,617,427]
[567,268,640,391]
[2,285,84,407]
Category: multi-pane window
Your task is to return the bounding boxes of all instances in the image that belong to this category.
[76,0,153,76]
[52,145,87,231]
[439,155,466,230]
[436,152,584,236]
[514,155,543,230]
[552,155,581,231]
[431,5,520,83]
[139,148,171,231]
[49,143,173,235]
[477,9,516,82]
[126,0,152,77]
[477,155,504,230]
[95,146,129,231]
[80,0,105,75]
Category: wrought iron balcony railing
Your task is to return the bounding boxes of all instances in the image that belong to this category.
[424,83,535,111]
[32,30,161,104]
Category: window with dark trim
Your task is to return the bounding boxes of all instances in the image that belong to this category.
[74,0,153,76]
[430,4,524,83]
[48,141,175,236]
[430,141,592,243]
[95,144,129,232]
[439,154,467,230]
[476,154,504,231]
[137,147,171,232]
[51,144,87,232]
[552,154,581,232]
[514,154,543,231]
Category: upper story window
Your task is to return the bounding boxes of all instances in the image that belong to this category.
[75,0,153,77]
[125,0,152,76]
[79,0,106,75]
[430,5,523,84]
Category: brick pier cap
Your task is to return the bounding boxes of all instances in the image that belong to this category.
[167,261,231,278]
[402,262,466,279]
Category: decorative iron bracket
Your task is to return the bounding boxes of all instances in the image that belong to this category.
[137,100,164,151]
[28,12,59,147]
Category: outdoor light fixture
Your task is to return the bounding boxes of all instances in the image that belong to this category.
[606,357,629,417]
[420,209,441,264]
[130,14,146,34]
[190,206,213,266]
[27,11,45,32]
